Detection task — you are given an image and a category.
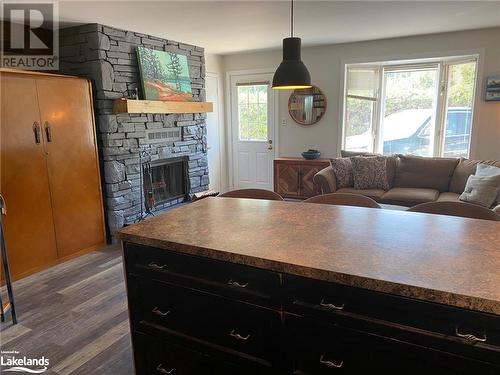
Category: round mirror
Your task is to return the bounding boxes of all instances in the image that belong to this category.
[288,85,326,126]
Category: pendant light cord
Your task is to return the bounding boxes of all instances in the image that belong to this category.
[290,0,294,37]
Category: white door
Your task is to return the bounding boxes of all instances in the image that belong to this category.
[206,73,222,192]
[230,74,276,190]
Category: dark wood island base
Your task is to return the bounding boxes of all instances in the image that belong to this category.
[119,198,500,374]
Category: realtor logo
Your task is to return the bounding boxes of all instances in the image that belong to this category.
[1,1,59,69]
[1,350,49,373]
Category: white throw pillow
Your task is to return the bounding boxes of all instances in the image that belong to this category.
[475,163,500,204]
[476,163,500,177]
[459,174,500,208]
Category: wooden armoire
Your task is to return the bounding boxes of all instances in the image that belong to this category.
[0,69,106,280]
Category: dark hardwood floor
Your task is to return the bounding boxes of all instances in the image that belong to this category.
[0,245,134,375]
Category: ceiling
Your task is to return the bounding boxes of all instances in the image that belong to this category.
[56,1,500,55]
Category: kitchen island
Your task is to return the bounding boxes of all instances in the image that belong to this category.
[119,197,500,374]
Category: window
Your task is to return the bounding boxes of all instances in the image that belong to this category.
[342,57,477,158]
[237,83,268,141]
[441,61,476,157]
[344,67,378,152]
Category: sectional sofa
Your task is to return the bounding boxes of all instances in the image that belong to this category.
[313,152,500,213]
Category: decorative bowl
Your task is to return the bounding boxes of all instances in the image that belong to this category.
[301,149,321,160]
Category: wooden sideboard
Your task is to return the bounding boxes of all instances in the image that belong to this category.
[274,157,330,199]
[120,198,500,375]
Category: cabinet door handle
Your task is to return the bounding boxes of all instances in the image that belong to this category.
[32,122,41,144]
[44,122,52,143]
[320,299,345,311]
[148,261,166,270]
[229,329,251,341]
[319,355,343,368]
[152,307,170,317]
[156,364,175,374]
[455,327,487,343]
[227,279,249,288]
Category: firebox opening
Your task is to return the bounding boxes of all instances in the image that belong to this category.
[143,156,188,210]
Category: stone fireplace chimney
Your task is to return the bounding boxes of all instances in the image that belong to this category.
[58,24,209,240]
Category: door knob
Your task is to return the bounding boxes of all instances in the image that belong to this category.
[267,139,273,150]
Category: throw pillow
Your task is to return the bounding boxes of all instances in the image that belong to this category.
[476,163,500,205]
[476,163,500,177]
[330,157,353,188]
[351,156,390,190]
[449,158,500,194]
[459,174,500,208]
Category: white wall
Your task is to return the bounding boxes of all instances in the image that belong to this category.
[222,27,500,161]
[205,53,229,192]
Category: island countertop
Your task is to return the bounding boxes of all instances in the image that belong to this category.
[118,197,500,315]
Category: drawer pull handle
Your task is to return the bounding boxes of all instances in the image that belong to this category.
[455,327,487,343]
[156,364,175,374]
[227,279,249,288]
[319,355,343,368]
[320,299,345,311]
[229,329,251,341]
[152,307,170,317]
[148,261,166,270]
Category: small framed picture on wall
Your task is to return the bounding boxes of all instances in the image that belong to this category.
[485,75,500,101]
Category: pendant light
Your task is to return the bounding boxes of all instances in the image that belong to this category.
[272,0,311,90]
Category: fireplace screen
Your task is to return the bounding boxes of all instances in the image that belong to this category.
[142,157,188,210]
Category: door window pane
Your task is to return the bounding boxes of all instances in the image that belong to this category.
[237,84,268,141]
[344,68,378,152]
[380,68,438,156]
[442,61,476,158]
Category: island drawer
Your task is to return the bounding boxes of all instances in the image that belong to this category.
[284,274,500,352]
[133,331,275,375]
[128,276,282,365]
[124,242,281,308]
[133,331,211,374]
[286,314,500,374]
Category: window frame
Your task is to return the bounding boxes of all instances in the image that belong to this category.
[341,56,478,158]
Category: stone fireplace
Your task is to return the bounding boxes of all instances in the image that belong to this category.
[58,23,209,239]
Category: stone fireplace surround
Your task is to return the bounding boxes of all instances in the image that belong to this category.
[58,24,209,239]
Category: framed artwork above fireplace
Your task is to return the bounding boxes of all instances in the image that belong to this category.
[136,46,193,102]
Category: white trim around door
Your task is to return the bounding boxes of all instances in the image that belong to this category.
[226,69,279,190]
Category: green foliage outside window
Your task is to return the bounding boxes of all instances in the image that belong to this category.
[345,63,475,137]
[238,85,268,141]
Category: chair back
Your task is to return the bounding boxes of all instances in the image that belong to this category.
[219,189,284,201]
[304,193,381,208]
[407,201,500,221]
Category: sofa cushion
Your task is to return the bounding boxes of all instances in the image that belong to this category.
[330,157,353,188]
[381,187,439,206]
[437,192,461,203]
[394,155,459,192]
[351,156,390,190]
[336,188,386,201]
[385,155,397,188]
[449,158,500,194]
[459,174,500,208]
